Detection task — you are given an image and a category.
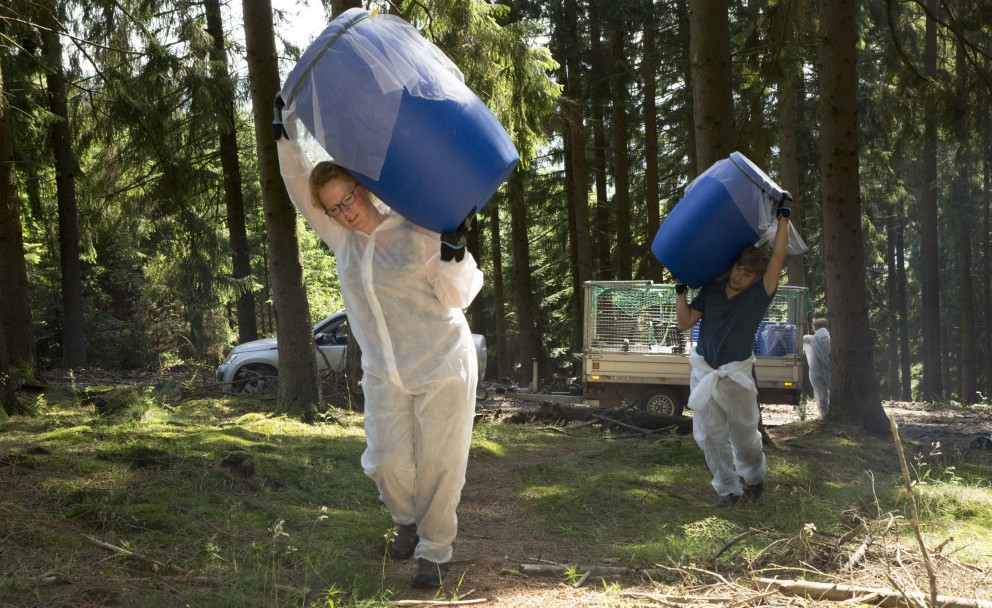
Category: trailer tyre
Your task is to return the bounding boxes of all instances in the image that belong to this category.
[638,388,684,417]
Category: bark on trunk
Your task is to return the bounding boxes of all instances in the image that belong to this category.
[984,133,992,401]
[508,169,539,386]
[817,0,888,433]
[642,0,662,281]
[42,5,87,368]
[206,0,258,344]
[564,0,593,352]
[242,0,320,419]
[920,0,943,401]
[886,213,900,399]
[486,206,509,379]
[0,60,36,373]
[688,0,735,172]
[959,217,976,403]
[0,325,14,418]
[896,217,912,401]
[609,26,632,280]
[776,2,805,287]
[589,1,612,280]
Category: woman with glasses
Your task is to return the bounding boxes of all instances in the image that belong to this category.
[277,137,483,589]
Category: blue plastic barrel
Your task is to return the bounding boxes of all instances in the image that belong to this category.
[652,152,784,288]
[759,322,796,356]
[753,320,773,355]
[281,9,519,234]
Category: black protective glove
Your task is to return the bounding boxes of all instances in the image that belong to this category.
[675,283,688,295]
[440,217,472,262]
[776,192,792,220]
[273,94,289,140]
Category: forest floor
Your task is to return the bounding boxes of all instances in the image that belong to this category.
[375,395,992,607]
[4,369,992,607]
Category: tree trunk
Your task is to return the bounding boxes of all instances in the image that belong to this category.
[958,217,975,403]
[676,0,696,174]
[242,0,320,419]
[775,1,805,287]
[564,0,593,351]
[609,26,632,280]
[817,0,888,433]
[920,0,943,401]
[942,322,952,399]
[984,131,992,401]
[206,0,258,344]
[564,126,582,352]
[642,0,662,281]
[331,0,360,15]
[508,168,539,386]
[0,59,36,374]
[589,1,612,280]
[688,0,735,173]
[41,4,87,368]
[0,322,14,418]
[896,216,912,401]
[488,207,509,380]
[886,213,900,399]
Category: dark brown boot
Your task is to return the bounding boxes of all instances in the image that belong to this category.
[388,523,418,560]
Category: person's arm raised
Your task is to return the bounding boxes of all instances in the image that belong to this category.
[763,194,792,296]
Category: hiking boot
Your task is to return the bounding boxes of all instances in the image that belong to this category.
[742,481,764,502]
[411,558,449,589]
[388,523,418,560]
[714,494,740,508]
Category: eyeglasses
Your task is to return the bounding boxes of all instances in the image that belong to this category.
[324,183,359,217]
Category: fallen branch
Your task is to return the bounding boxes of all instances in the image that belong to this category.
[614,425,678,439]
[572,570,592,588]
[846,531,873,569]
[390,598,487,606]
[889,414,939,607]
[593,414,653,435]
[519,564,664,578]
[715,527,770,560]
[835,521,867,547]
[753,577,992,608]
[621,591,735,603]
[82,534,176,573]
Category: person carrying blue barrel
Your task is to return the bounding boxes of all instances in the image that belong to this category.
[675,196,792,508]
[276,130,483,588]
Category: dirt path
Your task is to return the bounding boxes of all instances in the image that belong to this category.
[381,445,603,606]
[380,398,992,606]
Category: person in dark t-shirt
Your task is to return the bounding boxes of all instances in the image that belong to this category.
[675,198,792,508]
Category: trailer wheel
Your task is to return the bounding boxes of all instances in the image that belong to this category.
[638,388,684,417]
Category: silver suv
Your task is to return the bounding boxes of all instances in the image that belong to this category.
[216,310,488,393]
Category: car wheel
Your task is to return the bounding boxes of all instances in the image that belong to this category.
[233,364,278,394]
[638,387,684,417]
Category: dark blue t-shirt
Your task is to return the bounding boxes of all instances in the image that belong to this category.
[690,278,775,368]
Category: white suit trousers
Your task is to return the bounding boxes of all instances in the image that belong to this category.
[360,372,475,564]
[688,349,767,497]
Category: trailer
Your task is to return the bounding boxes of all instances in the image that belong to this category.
[575,281,812,415]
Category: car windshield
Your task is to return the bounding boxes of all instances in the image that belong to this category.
[315,316,350,345]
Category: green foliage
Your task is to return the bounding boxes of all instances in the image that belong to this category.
[4,383,992,604]
[5,0,992,411]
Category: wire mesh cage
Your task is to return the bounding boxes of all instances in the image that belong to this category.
[583,281,811,356]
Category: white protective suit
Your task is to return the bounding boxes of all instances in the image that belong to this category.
[687,348,767,497]
[803,328,831,417]
[278,138,483,564]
